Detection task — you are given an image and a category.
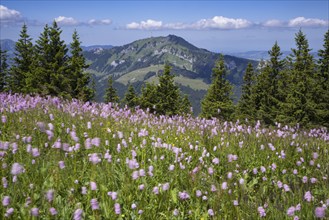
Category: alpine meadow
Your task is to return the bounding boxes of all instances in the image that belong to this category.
[0,5,329,220]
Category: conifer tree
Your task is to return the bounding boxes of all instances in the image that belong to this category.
[201,55,234,120]
[179,94,192,115]
[123,84,138,108]
[9,24,34,93]
[48,21,71,98]
[315,30,329,127]
[282,30,316,125]
[33,24,51,95]
[0,49,9,92]
[156,64,181,115]
[69,30,93,101]
[104,75,119,103]
[139,82,158,113]
[257,42,285,124]
[236,62,256,121]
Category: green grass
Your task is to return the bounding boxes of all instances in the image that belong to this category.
[0,93,328,219]
[116,65,164,85]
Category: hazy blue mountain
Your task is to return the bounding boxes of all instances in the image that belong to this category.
[81,45,113,51]
[0,39,16,62]
[226,50,319,61]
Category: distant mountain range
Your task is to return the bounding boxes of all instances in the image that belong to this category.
[226,50,319,61]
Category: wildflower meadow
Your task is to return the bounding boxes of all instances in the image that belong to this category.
[0,93,328,219]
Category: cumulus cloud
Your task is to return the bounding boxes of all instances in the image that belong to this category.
[54,16,112,26]
[288,17,328,27]
[55,16,79,26]
[262,19,285,27]
[0,5,22,25]
[126,16,252,30]
[88,19,112,25]
[193,16,252,29]
[126,19,163,30]
[262,17,328,28]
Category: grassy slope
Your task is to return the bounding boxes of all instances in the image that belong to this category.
[1,93,328,219]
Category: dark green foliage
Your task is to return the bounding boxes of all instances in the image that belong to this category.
[137,64,191,115]
[33,24,52,95]
[256,42,285,124]
[179,94,192,115]
[236,62,256,121]
[69,30,94,102]
[9,24,34,93]
[315,30,329,127]
[48,21,71,98]
[123,84,138,108]
[201,55,234,120]
[139,82,158,113]
[104,75,119,103]
[156,64,181,115]
[281,30,317,126]
[0,49,9,91]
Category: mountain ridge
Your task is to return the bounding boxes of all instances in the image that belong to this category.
[83,35,257,114]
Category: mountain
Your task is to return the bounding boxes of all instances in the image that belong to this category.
[84,35,257,114]
[0,39,16,63]
[226,50,319,61]
[81,45,113,51]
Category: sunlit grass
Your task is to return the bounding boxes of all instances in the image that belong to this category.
[0,93,328,219]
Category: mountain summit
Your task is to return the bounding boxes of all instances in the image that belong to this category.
[83,35,256,113]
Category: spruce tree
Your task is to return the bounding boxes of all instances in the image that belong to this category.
[179,94,192,115]
[48,21,71,98]
[10,24,34,93]
[104,75,119,103]
[0,48,9,92]
[69,30,93,102]
[236,62,256,121]
[156,64,181,115]
[257,42,285,124]
[315,30,329,127]
[201,55,234,120]
[33,24,52,95]
[139,82,158,113]
[283,30,316,125]
[123,84,138,108]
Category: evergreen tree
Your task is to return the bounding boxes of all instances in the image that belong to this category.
[179,94,192,115]
[236,62,256,121]
[69,30,93,101]
[315,30,329,127]
[48,21,71,98]
[33,24,52,95]
[104,75,119,103]
[257,42,285,124]
[0,48,9,92]
[9,24,34,93]
[139,82,158,113]
[282,30,316,125]
[201,55,234,120]
[156,64,181,115]
[123,84,138,108]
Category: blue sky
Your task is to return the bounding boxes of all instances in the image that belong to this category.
[1,0,328,52]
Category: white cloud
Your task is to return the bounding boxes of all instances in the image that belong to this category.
[88,19,112,25]
[193,16,252,29]
[0,5,22,24]
[262,19,285,27]
[126,16,252,30]
[127,19,163,30]
[54,16,112,26]
[55,16,79,26]
[288,17,328,27]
